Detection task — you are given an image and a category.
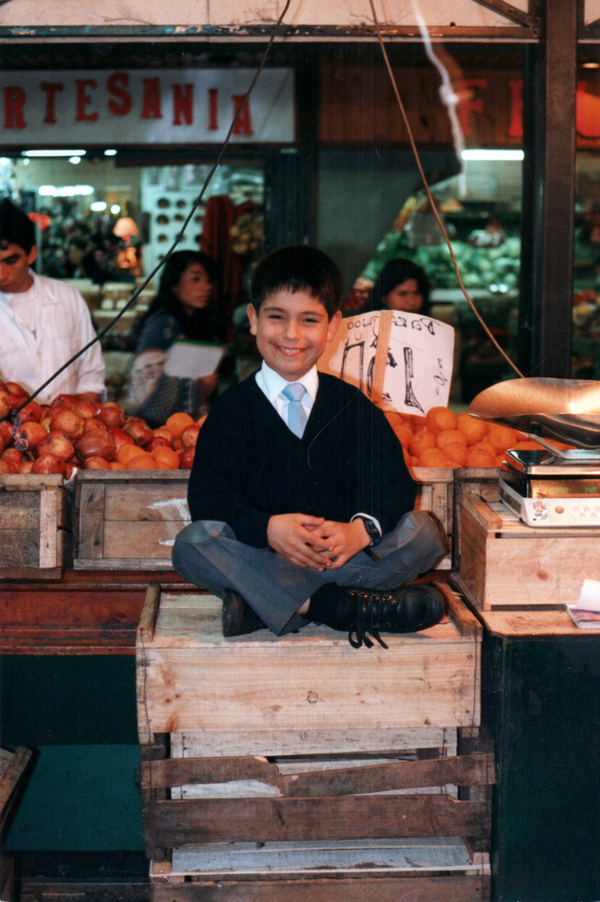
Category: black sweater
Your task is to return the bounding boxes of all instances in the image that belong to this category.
[187,372,416,548]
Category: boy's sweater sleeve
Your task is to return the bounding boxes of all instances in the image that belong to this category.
[186,394,272,547]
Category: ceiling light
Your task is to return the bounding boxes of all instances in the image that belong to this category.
[582,62,600,69]
[90,201,107,212]
[23,149,87,158]
[461,149,524,161]
[104,149,117,156]
[69,156,82,164]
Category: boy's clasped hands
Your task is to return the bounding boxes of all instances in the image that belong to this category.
[267,513,371,570]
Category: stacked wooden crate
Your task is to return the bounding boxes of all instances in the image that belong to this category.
[73,469,455,572]
[0,475,65,580]
[0,746,32,901]
[136,582,493,900]
[457,491,600,610]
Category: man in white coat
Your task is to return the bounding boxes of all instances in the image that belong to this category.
[0,198,106,403]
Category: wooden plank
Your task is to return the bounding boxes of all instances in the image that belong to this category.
[103,481,189,521]
[38,487,63,569]
[102,520,186,559]
[170,727,458,759]
[75,482,106,561]
[0,493,40,530]
[167,836,489,877]
[147,795,490,846]
[143,752,494,796]
[0,746,32,831]
[151,874,491,901]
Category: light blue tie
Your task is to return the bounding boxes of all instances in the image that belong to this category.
[282,382,308,438]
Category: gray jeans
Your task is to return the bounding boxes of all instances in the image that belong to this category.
[172,510,445,636]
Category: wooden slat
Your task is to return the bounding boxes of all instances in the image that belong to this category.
[0,746,32,831]
[147,795,490,846]
[142,752,494,796]
[150,874,490,902]
[75,483,106,561]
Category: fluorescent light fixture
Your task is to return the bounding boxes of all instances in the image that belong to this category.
[23,149,87,158]
[38,185,94,197]
[69,156,82,164]
[0,158,11,166]
[90,201,107,212]
[583,62,600,69]
[110,204,121,215]
[461,149,524,161]
[104,149,117,156]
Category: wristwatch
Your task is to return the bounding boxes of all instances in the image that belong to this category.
[356,516,381,547]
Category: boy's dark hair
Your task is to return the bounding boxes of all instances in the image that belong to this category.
[250,245,343,319]
[0,198,36,253]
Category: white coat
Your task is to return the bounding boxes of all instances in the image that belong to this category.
[0,271,106,403]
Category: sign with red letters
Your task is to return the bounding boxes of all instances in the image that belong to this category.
[0,69,295,145]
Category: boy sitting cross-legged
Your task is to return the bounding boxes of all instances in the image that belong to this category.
[172,245,446,648]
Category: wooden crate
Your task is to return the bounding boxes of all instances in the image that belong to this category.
[413,467,454,569]
[137,583,491,899]
[452,468,501,570]
[459,492,600,610]
[73,469,453,572]
[73,471,190,570]
[0,475,65,580]
[136,582,482,750]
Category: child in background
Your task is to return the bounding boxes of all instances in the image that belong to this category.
[173,245,446,648]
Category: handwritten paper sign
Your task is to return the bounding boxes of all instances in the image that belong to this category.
[319,310,455,416]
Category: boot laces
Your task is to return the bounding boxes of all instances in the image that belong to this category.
[347,589,390,650]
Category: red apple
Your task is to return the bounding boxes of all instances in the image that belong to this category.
[64,462,80,480]
[15,399,43,423]
[97,403,125,428]
[2,447,24,464]
[49,408,84,438]
[19,459,35,474]
[178,446,196,469]
[0,389,11,420]
[82,417,108,432]
[71,399,100,419]
[36,430,75,461]
[108,427,134,454]
[32,453,66,475]
[5,381,27,399]
[0,431,4,456]
[14,421,48,452]
[74,429,116,461]
[0,419,14,446]
[181,423,201,449]
[153,427,174,443]
[0,459,12,474]
[146,436,171,452]
[123,418,153,446]
[51,393,78,408]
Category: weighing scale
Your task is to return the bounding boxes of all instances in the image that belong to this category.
[469,378,600,528]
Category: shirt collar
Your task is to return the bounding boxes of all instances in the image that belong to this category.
[257,361,319,405]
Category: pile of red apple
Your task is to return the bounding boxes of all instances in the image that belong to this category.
[0,380,203,477]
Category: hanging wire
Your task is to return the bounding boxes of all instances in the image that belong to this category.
[2,0,292,424]
[368,0,524,380]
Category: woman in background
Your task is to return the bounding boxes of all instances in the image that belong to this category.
[126,250,229,427]
[364,257,431,316]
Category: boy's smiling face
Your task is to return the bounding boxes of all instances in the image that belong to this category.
[248,289,341,381]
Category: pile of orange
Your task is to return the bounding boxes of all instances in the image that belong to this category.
[384,406,573,471]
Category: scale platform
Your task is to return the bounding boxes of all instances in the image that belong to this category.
[500,449,600,527]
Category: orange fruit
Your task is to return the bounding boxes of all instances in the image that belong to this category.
[466,447,496,468]
[116,443,148,465]
[393,424,414,449]
[443,458,462,469]
[197,414,208,428]
[384,410,407,428]
[409,428,436,459]
[150,446,181,470]
[153,427,175,442]
[436,429,468,451]
[165,411,195,438]
[456,412,488,445]
[127,453,160,470]
[425,406,456,435]
[487,424,520,452]
[417,447,448,468]
[468,440,497,458]
[494,453,508,467]
[443,442,469,466]
[111,461,126,470]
